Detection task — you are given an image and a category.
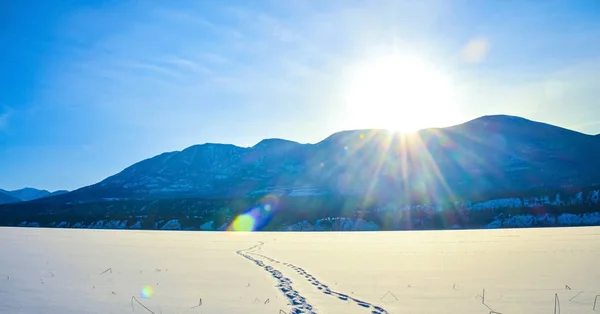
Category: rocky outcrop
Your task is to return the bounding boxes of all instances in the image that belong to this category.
[217,222,229,231]
[161,219,181,230]
[200,221,214,231]
[485,212,600,228]
[17,221,40,227]
[280,218,380,231]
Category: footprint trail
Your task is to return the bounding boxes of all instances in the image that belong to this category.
[237,242,389,314]
[237,243,315,314]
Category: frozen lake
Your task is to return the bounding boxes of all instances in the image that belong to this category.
[1,227,599,313]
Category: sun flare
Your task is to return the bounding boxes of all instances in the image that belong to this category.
[342,54,459,132]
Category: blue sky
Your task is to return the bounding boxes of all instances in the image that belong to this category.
[2,0,600,191]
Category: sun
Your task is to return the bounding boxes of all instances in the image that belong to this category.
[341,54,459,132]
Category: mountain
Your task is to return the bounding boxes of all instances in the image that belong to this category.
[31,115,600,204]
[48,190,69,197]
[0,188,69,203]
[9,188,52,201]
[0,190,21,204]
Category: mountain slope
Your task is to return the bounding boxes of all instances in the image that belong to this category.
[49,190,69,197]
[0,190,21,204]
[35,115,600,204]
[9,188,52,201]
[4,188,70,202]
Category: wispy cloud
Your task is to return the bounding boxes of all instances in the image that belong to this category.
[158,8,245,39]
[160,57,212,75]
[198,53,230,65]
[50,3,340,111]
[24,0,600,147]
[123,60,188,79]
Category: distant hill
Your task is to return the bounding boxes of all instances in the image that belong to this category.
[0,190,21,204]
[0,188,69,204]
[9,188,52,201]
[48,190,69,197]
[30,114,600,205]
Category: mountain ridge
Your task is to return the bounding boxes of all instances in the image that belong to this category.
[0,190,21,204]
[24,114,600,205]
[0,188,69,204]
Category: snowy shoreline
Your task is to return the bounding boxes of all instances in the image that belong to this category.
[12,211,600,231]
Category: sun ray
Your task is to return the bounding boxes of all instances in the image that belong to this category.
[410,130,459,204]
[362,132,394,208]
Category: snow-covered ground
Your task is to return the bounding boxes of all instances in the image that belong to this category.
[1,227,599,313]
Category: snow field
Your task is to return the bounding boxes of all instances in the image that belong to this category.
[1,227,600,313]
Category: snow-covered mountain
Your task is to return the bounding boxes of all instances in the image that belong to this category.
[31,115,600,204]
[0,188,69,204]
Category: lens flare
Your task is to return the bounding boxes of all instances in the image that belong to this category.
[228,194,280,231]
[231,214,256,231]
[262,194,279,205]
[140,285,153,298]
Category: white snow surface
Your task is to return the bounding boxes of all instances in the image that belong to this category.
[2,227,600,313]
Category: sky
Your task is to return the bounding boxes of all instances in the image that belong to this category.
[1,0,600,191]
